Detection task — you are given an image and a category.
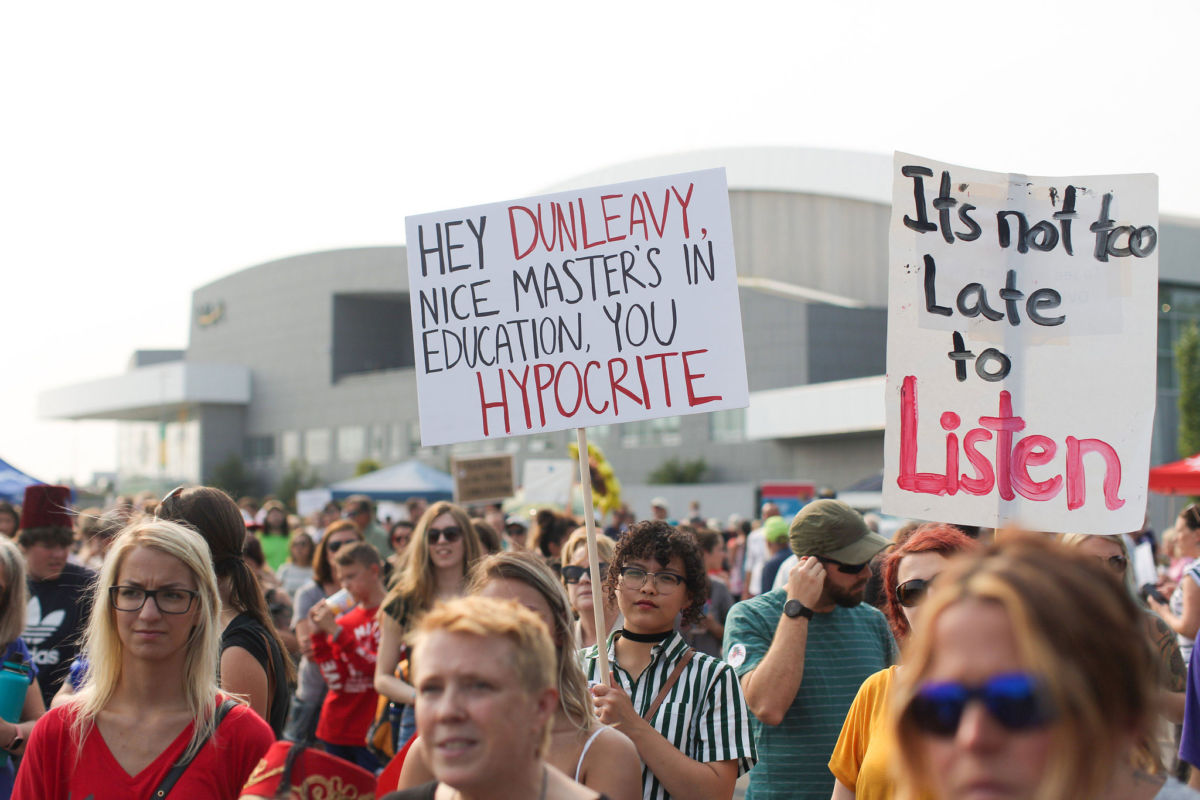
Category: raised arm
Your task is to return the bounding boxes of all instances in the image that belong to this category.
[739,557,825,726]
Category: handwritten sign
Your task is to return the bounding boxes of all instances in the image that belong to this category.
[883,153,1158,534]
[406,169,748,446]
[451,453,515,505]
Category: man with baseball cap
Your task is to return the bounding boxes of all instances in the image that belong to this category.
[722,499,896,800]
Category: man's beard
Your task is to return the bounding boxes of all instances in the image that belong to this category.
[825,580,866,608]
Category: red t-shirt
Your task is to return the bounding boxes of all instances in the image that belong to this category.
[311,603,381,746]
[12,697,274,800]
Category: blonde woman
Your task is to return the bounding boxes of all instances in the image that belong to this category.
[560,528,620,649]
[891,536,1194,800]
[374,501,483,748]
[396,551,641,800]
[381,596,608,800]
[13,518,273,800]
[0,538,45,797]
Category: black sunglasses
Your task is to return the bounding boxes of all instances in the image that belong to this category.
[904,672,1055,737]
[326,538,355,554]
[427,526,463,544]
[818,556,870,575]
[561,563,608,584]
[155,485,186,519]
[896,577,934,608]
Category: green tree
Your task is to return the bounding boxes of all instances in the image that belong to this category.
[354,458,382,476]
[275,459,322,510]
[1179,321,1200,458]
[208,454,259,499]
[647,457,708,484]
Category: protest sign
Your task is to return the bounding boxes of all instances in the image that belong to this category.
[405,169,748,447]
[522,458,575,508]
[883,153,1158,534]
[451,453,515,505]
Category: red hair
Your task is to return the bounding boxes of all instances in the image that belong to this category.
[881,523,980,641]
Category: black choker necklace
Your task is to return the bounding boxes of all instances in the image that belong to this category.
[620,628,672,643]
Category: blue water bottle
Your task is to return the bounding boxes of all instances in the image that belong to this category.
[0,660,30,769]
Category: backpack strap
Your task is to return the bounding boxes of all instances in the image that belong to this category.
[149,698,238,800]
[642,648,695,723]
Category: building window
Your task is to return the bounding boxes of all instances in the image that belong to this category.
[337,426,366,463]
[619,417,682,448]
[1159,284,1200,391]
[368,425,388,461]
[305,429,332,464]
[709,408,746,443]
[243,435,275,461]
[280,431,301,463]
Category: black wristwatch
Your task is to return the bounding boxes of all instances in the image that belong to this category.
[783,599,814,620]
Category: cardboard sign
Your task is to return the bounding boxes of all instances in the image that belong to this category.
[405,169,749,446]
[451,453,515,505]
[883,153,1158,534]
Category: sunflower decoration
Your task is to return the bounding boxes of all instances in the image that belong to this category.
[567,440,622,516]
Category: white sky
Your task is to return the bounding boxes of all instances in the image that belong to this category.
[3,0,1197,486]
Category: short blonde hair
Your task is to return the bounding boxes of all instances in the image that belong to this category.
[891,536,1155,800]
[560,527,615,573]
[0,538,29,646]
[409,596,557,755]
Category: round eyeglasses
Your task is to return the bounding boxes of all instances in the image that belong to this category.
[618,566,684,593]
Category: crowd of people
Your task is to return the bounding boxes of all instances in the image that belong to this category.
[2,483,1200,799]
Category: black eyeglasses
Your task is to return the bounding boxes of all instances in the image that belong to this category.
[904,672,1055,737]
[896,577,934,608]
[818,556,870,575]
[427,526,463,544]
[562,563,608,584]
[618,566,684,593]
[110,585,199,615]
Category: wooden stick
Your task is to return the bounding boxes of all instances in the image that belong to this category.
[576,427,610,683]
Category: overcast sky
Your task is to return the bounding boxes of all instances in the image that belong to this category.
[4,1,1197,486]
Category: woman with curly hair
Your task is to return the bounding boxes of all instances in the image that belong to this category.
[584,520,756,800]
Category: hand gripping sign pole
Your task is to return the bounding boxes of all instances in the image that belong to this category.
[575,427,610,684]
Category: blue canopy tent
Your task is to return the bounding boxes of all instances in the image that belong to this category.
[327,459,454,503]
[0,457,44,504]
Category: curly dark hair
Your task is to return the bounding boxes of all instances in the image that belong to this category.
[604,520,708,626]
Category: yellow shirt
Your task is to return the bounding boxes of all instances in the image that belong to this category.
[828,665,926,800]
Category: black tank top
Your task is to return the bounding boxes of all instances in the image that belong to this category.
[220,612,291,737]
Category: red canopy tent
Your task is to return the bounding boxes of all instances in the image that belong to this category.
[1149,454,1200,495]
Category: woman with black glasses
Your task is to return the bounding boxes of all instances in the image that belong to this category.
[13,518,273,799]
[828,523,978,800]
[584,520,756,800]
[374,501,483,750]
[560,527,620,649]
[891,536,1197,800]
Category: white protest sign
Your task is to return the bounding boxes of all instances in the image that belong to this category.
[405,169,748,447]
[883,153,1158,534]
[522,459,575,508]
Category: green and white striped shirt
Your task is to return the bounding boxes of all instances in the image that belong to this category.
[582,631,757,800]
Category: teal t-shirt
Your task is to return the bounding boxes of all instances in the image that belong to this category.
[722,589,895,800]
